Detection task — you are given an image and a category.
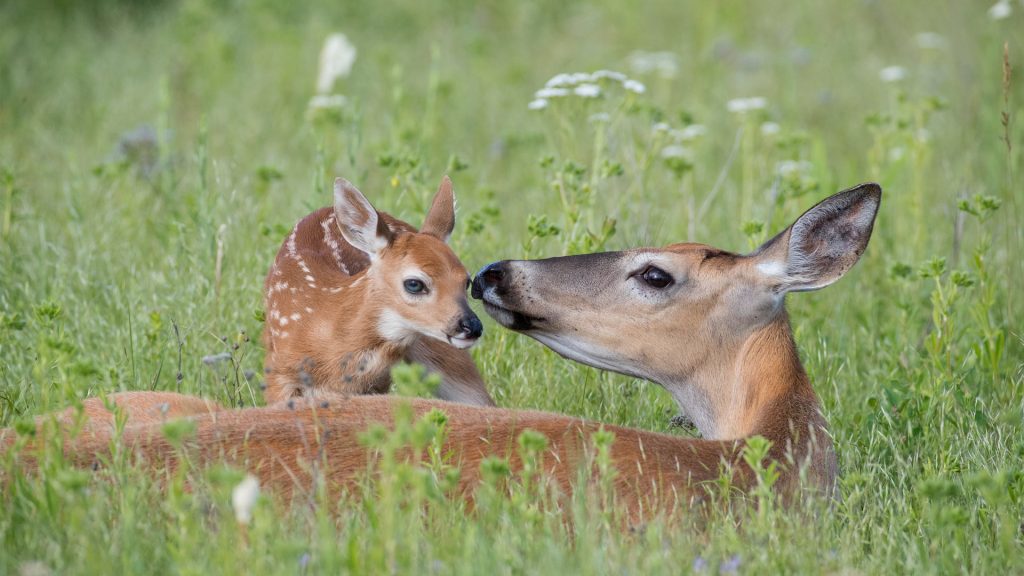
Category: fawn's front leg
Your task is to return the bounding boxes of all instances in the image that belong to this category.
[405,337,495,406]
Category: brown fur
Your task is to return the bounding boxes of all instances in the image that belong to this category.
[2,183,880,519]
[6,395,760,522]
[261,177,493,406]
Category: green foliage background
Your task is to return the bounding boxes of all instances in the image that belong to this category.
[0,0,1021,573]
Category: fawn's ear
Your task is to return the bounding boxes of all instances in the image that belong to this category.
[752,183,881,293]
[420,175,456,243]
[334,178,392,257]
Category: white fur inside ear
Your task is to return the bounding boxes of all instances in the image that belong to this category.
[334,200,387,256]
[757,261,787,278]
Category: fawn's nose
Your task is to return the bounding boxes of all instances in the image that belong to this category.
[458,314,484,340]
[471,261,508,299]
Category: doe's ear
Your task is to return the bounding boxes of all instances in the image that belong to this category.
[420,175,456,242]
[333,178,392,257]
[752,183,881,293]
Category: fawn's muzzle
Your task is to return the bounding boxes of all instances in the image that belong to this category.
[446,305,483,349]
[457,314,483,340]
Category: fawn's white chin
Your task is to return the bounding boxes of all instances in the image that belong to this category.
[447,335,478,349]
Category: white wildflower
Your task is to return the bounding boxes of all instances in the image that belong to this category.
[535,87,570,99]
[316,33,357,94]
[727,97,767,114]
[677,124,707,141]
[888,147,906,162]
[308,94,348,110]
[660,145,692,159]
[652,122,671,133]
[776,160,813,177]
[879,66,907,83]
[232,474,260,525]
[915,128,931,143]
[623,79,646,94]
[574,83,601,98]
[545,73,575,88]
[569,72,591,84]
[760,121,781,136]
[527,98,548,111]
[915,32,946,50]
[988,0,1012,19]
[627,51,679,78]
[588,112,611,123]
[590,70,628,82]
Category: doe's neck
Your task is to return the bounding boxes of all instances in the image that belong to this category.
[667,311,822,442]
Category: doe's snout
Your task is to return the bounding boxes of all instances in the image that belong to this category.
[472,261,510,299]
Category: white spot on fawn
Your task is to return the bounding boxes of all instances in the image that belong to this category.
[290,313,301,321]
[279,316,289,326]
[305,307,314,313]
[322,215,349,273]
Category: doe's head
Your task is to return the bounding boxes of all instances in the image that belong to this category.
[334,176,482,349]
[472,183,881,381]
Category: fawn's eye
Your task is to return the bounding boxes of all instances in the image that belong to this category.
[639,266,673,289]
[403,279,427,294]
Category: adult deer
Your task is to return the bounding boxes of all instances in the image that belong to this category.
[262,176,493,406]
[5,184,880,517]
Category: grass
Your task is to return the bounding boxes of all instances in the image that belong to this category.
[1,0,1022,573]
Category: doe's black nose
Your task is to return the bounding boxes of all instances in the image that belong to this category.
[472,261,508,299]
[458,314,484,339]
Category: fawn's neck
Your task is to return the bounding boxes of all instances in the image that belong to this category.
[313,273,407,381]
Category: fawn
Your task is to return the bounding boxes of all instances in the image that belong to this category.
[7,183,880,518]
[261,176,493,406]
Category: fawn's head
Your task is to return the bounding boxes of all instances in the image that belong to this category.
[335,176,482,349]
[473,183,880,430]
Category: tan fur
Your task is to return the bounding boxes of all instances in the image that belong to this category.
[262,177,493,406]
[3,184,881,519]
[7,395,757,522]
[38,392,224,430]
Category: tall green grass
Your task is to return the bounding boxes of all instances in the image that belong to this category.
[1,0,1021,573]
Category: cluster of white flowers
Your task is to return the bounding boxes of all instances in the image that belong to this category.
[310,33,356,111]
[760,121,781,136]
[660,144,692,160]
[988,0,1012,20]
[879,66,907,83]
[528,70,647,111]
[627,51,679,78]
[726,97,768,114]
[652,121,705,160]
[776,160,813,178]
[653,122,706,142]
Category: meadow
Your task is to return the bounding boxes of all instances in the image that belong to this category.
[1,0,1022,573]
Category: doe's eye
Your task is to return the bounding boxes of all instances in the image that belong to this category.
[403,279,427,294]
[639,266,673,289]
